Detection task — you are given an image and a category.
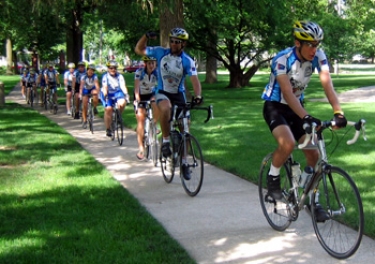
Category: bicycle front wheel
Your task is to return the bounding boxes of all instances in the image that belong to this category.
[30,89,34,108]
[161,148,175,183]
[180,134,204,197]
[116,110,124,146]
[258,153,293,231]
[311,166,364,259]
[88,104,94,134]
[151,123,159,167]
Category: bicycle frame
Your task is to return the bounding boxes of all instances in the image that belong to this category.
[285,119,366,213]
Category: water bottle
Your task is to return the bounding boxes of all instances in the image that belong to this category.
[299,166,314,188]
[291,162,301,188]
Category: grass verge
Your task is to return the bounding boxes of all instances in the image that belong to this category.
[0,102,194,263]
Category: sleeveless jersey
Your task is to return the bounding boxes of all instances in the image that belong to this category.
[134,68,157,95]
[64,70,75,86]
[81,73,98,90]
[262,46,329,104]
[146,46,197,94]
[102,72,126,94]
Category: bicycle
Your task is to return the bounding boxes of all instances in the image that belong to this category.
[26,84,37,108]
[258,119,366,259]
[110,101,124,145]
[85,94,94,134]
[70,90,78,119]
[41,86,48,110]
[160,99,213,196]
[47,84,58,114]
[139,100,159,166]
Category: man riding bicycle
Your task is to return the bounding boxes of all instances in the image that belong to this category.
[134,27,203,178]
[262,21,347,222]
[73,61,86,119]
[26,68,39,104]
[100,60,129,137]
[44,63,60,109]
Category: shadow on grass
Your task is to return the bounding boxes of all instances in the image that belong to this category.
[0,184,193,263]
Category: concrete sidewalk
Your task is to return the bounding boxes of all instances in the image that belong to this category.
[6,86,375,264]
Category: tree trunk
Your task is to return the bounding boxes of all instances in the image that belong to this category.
[66,7,83,65]
[205,53,217,84]
[159,0,184,47]
[6,38,13,74]
[227,65,258,88]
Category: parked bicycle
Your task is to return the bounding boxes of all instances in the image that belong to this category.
[161,99,213,196]
[258,119,366,259]
[110,101,124,145]
[139,100,159,166]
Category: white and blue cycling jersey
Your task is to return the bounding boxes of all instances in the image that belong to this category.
[145,46,197,94]
[81,73,98,91]
[262,46,330,104]
[63,70,75,87]
[134,68,157,95]
[44,69,59,84]
[27,73,38,86]
[102,72,126,95]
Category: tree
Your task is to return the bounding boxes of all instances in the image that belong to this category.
[184,0,325,88]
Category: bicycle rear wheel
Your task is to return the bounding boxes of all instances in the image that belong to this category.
[180,134,204,197]
[258,153,293,231]
[311,166,364,259]
[116,110,123,146]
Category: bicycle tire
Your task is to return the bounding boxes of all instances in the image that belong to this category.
[144,121,151,161]
[151,122,159,167]
[30,89,34,108]
[180,134,204,197]
[88,102,93,134]
[161,148,175,183]
[311,166,364,259]
[258,153,294,231]
[71,93,75,118]
[44,91,48,110]
[116,110,124,146]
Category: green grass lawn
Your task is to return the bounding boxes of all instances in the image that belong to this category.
[0,99,194,261]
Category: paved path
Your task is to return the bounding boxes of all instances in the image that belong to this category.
[309,85,375,103]
[6,86,375,264]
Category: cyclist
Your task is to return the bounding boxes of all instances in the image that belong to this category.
[20,68,29,100]
[134,28,203,178]
[38,63,47,106]
[44,63,60,109]
[133,56,158,160]
[73,61,86,119]
[64,62,76,115]
[101,60,129,137]
[261,21,347,221]
[26,68,38,104]
[80,64,100,129]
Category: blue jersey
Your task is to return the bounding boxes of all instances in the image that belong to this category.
[74,69,86,85]
[262,46,329,104]
[134,68,157,95]
[102,72,126,95]
[145,46,197,94]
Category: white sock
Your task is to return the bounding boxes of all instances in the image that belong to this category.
[163,137,170,143]
[269,164,280,176]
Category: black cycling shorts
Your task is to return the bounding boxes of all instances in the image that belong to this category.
[263,101,305,141]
